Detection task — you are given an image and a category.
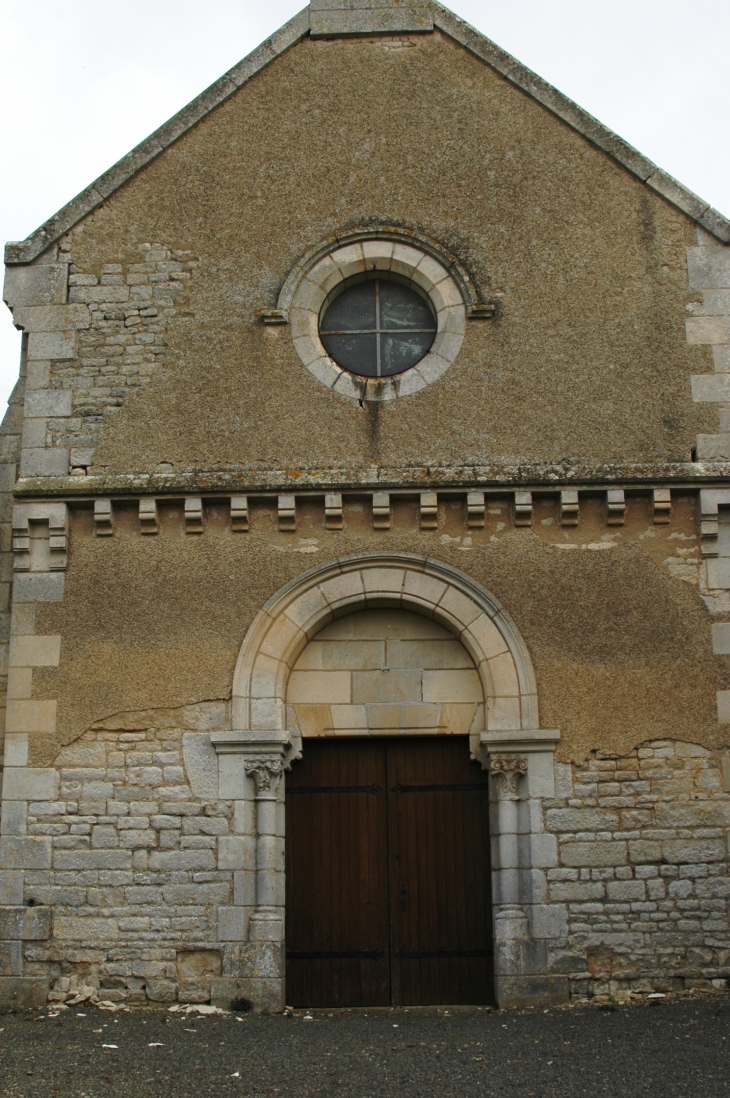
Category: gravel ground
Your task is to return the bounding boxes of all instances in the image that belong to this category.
[0,993,729,1097]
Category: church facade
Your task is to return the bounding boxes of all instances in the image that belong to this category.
[2,0,730,1012]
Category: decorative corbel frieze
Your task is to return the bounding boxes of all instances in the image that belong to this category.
[184,497,203,534]
[467,491,485,528]
[230,495,249,532]
[560,489,579,527]
[13,502,68,571]
[652,488,671,525]
[325,492,343,530]
[420,492,438,530]
[606,488,626,525]
[514,491,532,527]
[372,492,390,530]
[93,498,113,537]
[139,498,158,535]
[278,494,296,532]
[489,755,528,798]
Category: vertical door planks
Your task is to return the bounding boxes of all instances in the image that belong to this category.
[285,737,495,1008]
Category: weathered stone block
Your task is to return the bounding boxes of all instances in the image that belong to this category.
[606,880,646,902]
[628,840,663,863]
[19,447,69,477]
[27,334,76,361]
[0,975,49,1011]
[12,305,89,333]
[546,808,619,832]
[0,837,52,870]
[53,850,131,870]
[3,264,67,307]
[0,904,51,940]
[0,871,24,905]
[691,374,730,402]
[662,839,725,864]
[560,841,627,867]
[528,903,568,940]
[218,907,245,941]
[494,974,569,1010]
[54,916,118,940]
[218,836,246,870]
[145,978,177,1002]
[1,767,58,800]
[548,881,605,902]
[9,634,61,667]
[13,573,65,602]
[0,941,23,977]
[687,246,730,289]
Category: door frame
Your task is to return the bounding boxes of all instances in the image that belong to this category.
[210,553,564,1011]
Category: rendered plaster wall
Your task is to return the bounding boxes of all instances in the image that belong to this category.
[25,492,727,770]
[48,29,714,478]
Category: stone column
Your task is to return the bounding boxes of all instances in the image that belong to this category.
[481,728,567,1009]
[490,754,530,988]
[210,729,289,1013]
[244,754,285,944]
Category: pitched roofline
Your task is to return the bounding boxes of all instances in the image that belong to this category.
[433,3,730,244]
[5,1,729,265]
[3,7,312,265]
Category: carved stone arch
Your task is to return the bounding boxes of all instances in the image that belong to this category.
[214,552,562,1014]
[231,552,540,739]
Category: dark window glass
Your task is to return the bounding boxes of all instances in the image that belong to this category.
[320,278,436,378]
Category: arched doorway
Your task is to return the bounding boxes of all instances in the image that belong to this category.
[215,553,560,1012]
[284,606,494,1007]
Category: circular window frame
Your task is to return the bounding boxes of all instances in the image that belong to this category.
[288,240,467,402]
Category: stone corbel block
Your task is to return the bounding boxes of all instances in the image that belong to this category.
[514,491,532,527]
[325,493,343,530]
[139,498,158,535]
[231,496,249,532]
[372,492,390,530]
[278,495,296,532]
[12,503,68,572]
[419,492,438,530]
[606,488,626,525]
[185,497,203,534]
[466,491,485,528]
[560,490,579,527]
[652,488,672,525]
[700,489,730,557]
[93,499,113,537]
[257,309,287,325]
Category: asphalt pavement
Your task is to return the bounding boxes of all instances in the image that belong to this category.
[0,993,728,1097]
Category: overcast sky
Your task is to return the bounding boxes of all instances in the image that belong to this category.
[1,0,729,413]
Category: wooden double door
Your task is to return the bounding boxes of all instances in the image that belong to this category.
[285,737,495,1008]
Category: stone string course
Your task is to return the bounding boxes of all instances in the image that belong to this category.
[4,733,729,1005]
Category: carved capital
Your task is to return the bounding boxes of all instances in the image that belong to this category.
[245,755,284,798]
[490,754,527,798]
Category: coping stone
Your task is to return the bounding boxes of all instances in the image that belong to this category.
[309,0,433,36]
